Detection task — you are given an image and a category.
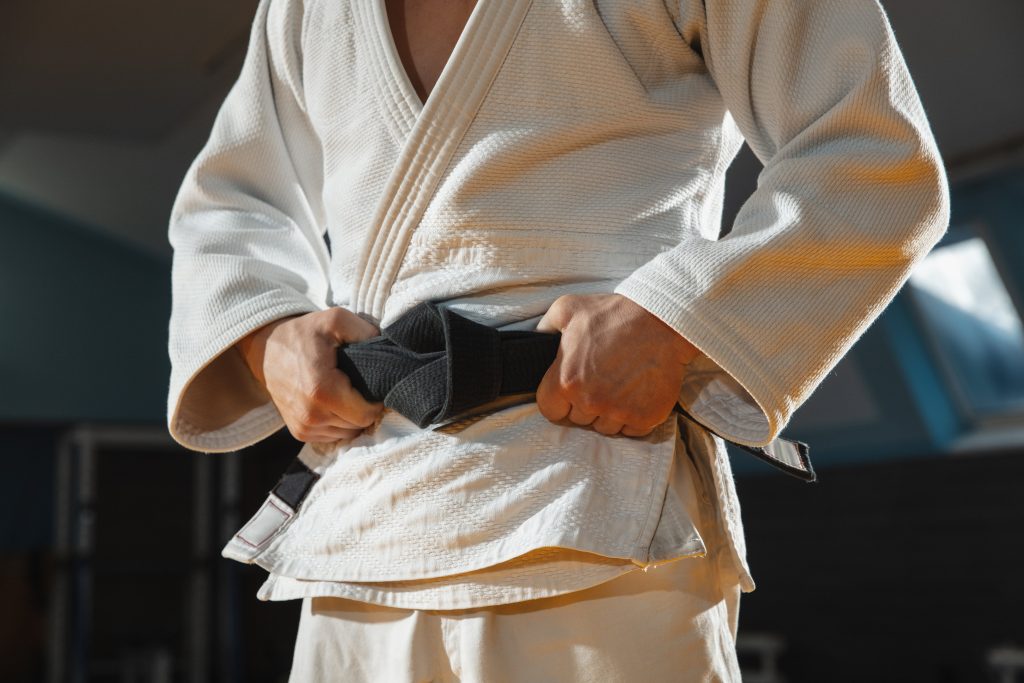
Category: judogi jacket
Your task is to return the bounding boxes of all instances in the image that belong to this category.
[167,0,950,609]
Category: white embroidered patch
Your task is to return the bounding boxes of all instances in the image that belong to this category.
[236,495,292,549]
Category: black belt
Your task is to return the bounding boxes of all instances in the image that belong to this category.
[269,302,816,514]
[332,300,816,483]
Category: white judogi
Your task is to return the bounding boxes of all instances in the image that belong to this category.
[287,436,746,682]
[166,0,948,621]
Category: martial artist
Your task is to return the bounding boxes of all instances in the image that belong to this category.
[166,0,950,679]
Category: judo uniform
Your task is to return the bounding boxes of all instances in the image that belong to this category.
[166,0,950,676]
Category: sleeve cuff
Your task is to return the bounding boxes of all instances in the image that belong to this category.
[168,295,321,453]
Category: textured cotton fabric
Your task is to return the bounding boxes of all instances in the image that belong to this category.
[286,464,743,683]
[289,560,743,683]
[167,0,950,608]
[256,425,711,610]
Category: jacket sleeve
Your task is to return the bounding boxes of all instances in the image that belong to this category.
[613,0,951,447]
[167,0,330,453]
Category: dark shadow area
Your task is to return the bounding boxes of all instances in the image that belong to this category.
[734,447,1024,682]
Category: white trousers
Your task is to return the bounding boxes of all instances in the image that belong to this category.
[287,454,746,682]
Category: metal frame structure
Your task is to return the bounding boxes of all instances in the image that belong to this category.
[47,425,242,683]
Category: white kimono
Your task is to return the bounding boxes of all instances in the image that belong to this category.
[167,0,950,609]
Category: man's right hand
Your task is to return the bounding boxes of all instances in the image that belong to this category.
[235,307,386,445]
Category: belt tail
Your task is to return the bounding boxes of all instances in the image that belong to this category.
[672,402,817,483]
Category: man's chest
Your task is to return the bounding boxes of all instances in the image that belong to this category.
[383,0,478,105]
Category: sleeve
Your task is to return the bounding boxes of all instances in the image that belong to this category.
[613,0,951,447]
[167,0,331,453]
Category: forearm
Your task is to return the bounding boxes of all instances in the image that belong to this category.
[235,315,305,387]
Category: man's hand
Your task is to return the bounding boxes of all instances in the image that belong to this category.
[535,293,702,437]
[235,308,386,445]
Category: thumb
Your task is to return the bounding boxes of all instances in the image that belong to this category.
[327,306,381,344]
[535,311,562,334]
[535,298,571,334]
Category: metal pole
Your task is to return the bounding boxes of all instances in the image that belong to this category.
[219,451,242,683]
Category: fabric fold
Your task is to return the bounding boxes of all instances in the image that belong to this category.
[166,0,330,453]
[613,0,950,448]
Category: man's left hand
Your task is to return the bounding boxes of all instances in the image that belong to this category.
[534,293,702,437]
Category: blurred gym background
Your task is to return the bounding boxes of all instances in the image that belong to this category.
[1,0,1022,681]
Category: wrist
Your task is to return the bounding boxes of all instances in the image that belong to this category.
[236,316,298,386]
[615,294,702,365]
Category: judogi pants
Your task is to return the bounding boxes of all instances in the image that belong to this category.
[287,445,746,683]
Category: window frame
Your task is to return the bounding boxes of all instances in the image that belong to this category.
[903,219,1024,431]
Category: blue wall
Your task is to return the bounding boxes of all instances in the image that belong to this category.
[0,192,171,424]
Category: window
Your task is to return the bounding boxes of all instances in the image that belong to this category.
[907,229,1024,422]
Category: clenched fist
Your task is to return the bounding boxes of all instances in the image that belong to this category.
[235,307,386,445]
[535,293,702,437]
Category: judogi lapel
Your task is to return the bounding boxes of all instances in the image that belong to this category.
[352,0,535,326]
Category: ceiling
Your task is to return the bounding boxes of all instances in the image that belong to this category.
[0,0,256,140]
[0,0,1022,257]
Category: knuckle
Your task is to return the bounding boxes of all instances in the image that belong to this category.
[325,308,351,335]
[603,407,630,424]
[561,374,585,395]
[619,410,644,426]
[297,407,320,428]
[625,406,655,425]
[337,308,380,341]
[630,413,657,430]
[629,420,657,435]
[607,406,626,420]
[308,383,331,404]
[573,394,603,416]
[328,306,348,324]
[536,398,562,423]
[589,395,613,414]
[549,295,575,319]
[356,407,379,428]
[536,388,552,405]
[535,398,554,421]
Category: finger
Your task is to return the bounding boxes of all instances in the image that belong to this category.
[620,423,655,438]
[535,295,574,334]
[535,313,559,334]
[535,368,571,423]
[591,415,625,436]
[538,394,571,424]
[567,404,598,426]
[286,401,354,431]
[287,423,364,444]
[292,400,368,430]
[312,369,385,428]
[286,392,367,430]
[310,426,364,441]
[325,306,382,343]
[320,412,368,430]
